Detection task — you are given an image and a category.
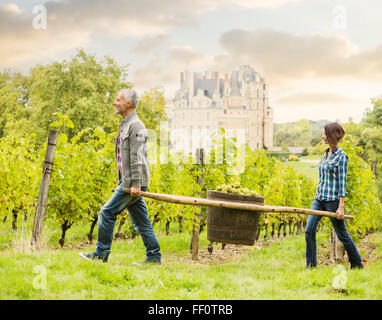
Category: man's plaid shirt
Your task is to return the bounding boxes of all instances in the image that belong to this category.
[116,128,124,173]
[315,146,348,201]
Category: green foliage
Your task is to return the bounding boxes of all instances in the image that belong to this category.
[47,125,116,242]
[0,50,132,147]
[308,141,327,155]
[0,134,40,227]
[288,154,300,161]
[26,50,130,145]
[339,136,382,236]
[274,119,329,147]
[342,98,382,201]
[0,71,31,140]
[137,87,168,138]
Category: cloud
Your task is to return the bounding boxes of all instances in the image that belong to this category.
[231,0,304,8]
[0,3,92,68]
[167,46,213,67]
[0,0,220,68]
[130,29,382,101]
[275,92,363,105]
[131,46,214,96]
[42,0,216,37]
[131,34,171,54]
[1,3,23,14]
[217,29,382,84]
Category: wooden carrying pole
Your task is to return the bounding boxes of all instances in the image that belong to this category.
[123,188,354,220]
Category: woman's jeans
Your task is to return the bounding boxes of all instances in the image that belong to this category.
[305,198,363,268]
[95,182,161,262]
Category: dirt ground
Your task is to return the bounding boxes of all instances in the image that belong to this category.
[176,237,283,265]
[317,233,380,266]
[178,233,380,266]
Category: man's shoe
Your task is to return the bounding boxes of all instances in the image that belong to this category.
[79,251,108,263]
[132,259,161,266]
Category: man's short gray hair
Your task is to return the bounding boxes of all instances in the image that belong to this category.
[119,88,139,109]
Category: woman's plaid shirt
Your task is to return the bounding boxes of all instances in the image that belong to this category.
[315,146,348,201]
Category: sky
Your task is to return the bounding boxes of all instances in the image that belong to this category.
[0,0,381,123]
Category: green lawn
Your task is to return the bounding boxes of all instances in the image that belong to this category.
[284,158,319,183]
[1,220,381,300]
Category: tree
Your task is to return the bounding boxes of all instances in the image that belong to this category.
[25,49,130,145]
[0,72,31,140]
[357,97,382,200]
[136,87,168,139]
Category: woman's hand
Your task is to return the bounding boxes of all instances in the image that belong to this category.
[336,205,345,220]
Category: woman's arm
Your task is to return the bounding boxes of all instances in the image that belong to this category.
[338,154,348,198]
[336,196,345,219]
[336,154,348,219]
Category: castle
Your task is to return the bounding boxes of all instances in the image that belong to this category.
[168,65,273,152]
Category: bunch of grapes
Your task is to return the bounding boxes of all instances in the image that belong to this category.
[215,182,257,196]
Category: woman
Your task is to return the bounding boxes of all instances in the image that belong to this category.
[305,122,364,269]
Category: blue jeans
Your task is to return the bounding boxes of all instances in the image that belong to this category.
[95,182,161,262]
[305,198,363,268]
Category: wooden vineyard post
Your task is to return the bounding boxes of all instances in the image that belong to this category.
[31,129,59,248]
[191,148,204,260]
[330,228,345,263]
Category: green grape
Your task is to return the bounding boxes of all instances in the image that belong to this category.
[232,182,240,189]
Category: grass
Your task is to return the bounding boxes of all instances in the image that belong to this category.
[283,156,319,183]
[1,217,382,300]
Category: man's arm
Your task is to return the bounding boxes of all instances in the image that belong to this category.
[129,122,148,196]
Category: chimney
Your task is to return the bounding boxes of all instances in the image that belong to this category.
[189,72,194,98]
[214,72,219,92]
[185,70,189,89]
[180,72,185,89]
[224,73,229,96]
[213,71,220,100]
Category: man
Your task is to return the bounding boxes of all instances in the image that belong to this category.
[79,88,161,265]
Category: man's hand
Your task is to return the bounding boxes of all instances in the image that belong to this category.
[130,186,141,197]
[336,205,345,220]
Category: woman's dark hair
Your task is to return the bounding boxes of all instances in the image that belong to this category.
[324,122,345,145]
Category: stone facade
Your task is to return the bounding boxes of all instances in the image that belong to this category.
[168,65,273,152]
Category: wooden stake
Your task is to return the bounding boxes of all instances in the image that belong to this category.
[191,148,204,261]
[31,130,59,248]
[330,228,345,262]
